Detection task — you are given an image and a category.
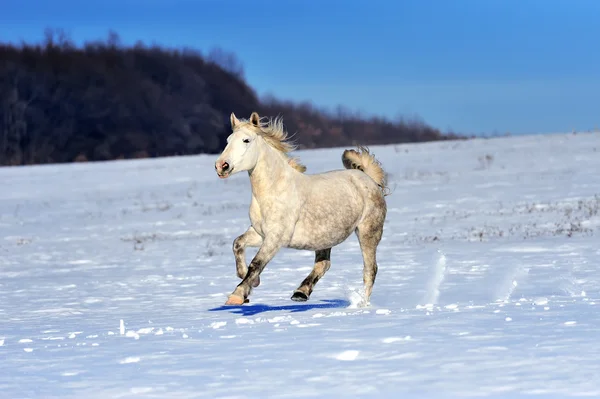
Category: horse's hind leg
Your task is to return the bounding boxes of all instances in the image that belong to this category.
[356,218,384,306]
[291,248,332,302]
[233,226,263,288]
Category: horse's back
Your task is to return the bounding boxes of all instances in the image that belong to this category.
[311,169,384,202]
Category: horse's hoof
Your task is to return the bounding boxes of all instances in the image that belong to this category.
[225,295,246,305]
[291,291,309,302]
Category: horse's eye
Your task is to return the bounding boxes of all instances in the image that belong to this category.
[242,138,250,143]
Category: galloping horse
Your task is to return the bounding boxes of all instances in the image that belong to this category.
[215,112,389,306]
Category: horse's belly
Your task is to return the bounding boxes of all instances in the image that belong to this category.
[287,227,352,250]
[287,210,359,251]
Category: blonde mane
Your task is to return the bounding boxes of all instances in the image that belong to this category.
[237,113,307,173]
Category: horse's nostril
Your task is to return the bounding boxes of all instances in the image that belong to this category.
[222,162,229,171]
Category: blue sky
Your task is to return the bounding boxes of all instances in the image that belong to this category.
[2,0,599,135]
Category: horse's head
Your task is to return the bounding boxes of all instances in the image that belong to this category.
[215,112,262,179]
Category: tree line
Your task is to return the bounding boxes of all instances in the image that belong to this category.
[0,30,464,166]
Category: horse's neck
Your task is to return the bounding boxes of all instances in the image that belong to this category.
[249,146,292,201]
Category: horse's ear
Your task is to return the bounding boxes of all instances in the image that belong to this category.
[250,112,260,127]
[230,112,240,129]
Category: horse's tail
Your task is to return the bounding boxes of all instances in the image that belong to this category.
[342,146,390,196]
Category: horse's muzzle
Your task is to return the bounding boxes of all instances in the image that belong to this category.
[215,160,232,178]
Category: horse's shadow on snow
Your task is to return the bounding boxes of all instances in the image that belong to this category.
[208,299,350,316]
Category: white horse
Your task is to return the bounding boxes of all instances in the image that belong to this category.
[215,112,389,306]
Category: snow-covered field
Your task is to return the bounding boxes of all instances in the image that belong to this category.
[1,132,600,398]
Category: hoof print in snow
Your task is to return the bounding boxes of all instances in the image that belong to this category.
[291,291,309,302]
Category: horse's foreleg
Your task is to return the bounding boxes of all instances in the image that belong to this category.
[233,226,263,287]
[225,237,283,305]
[291,248,332,302]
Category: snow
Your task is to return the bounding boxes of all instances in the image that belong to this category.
[1,131,599,398]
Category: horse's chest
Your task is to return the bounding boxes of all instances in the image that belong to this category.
[249,199,263,234]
